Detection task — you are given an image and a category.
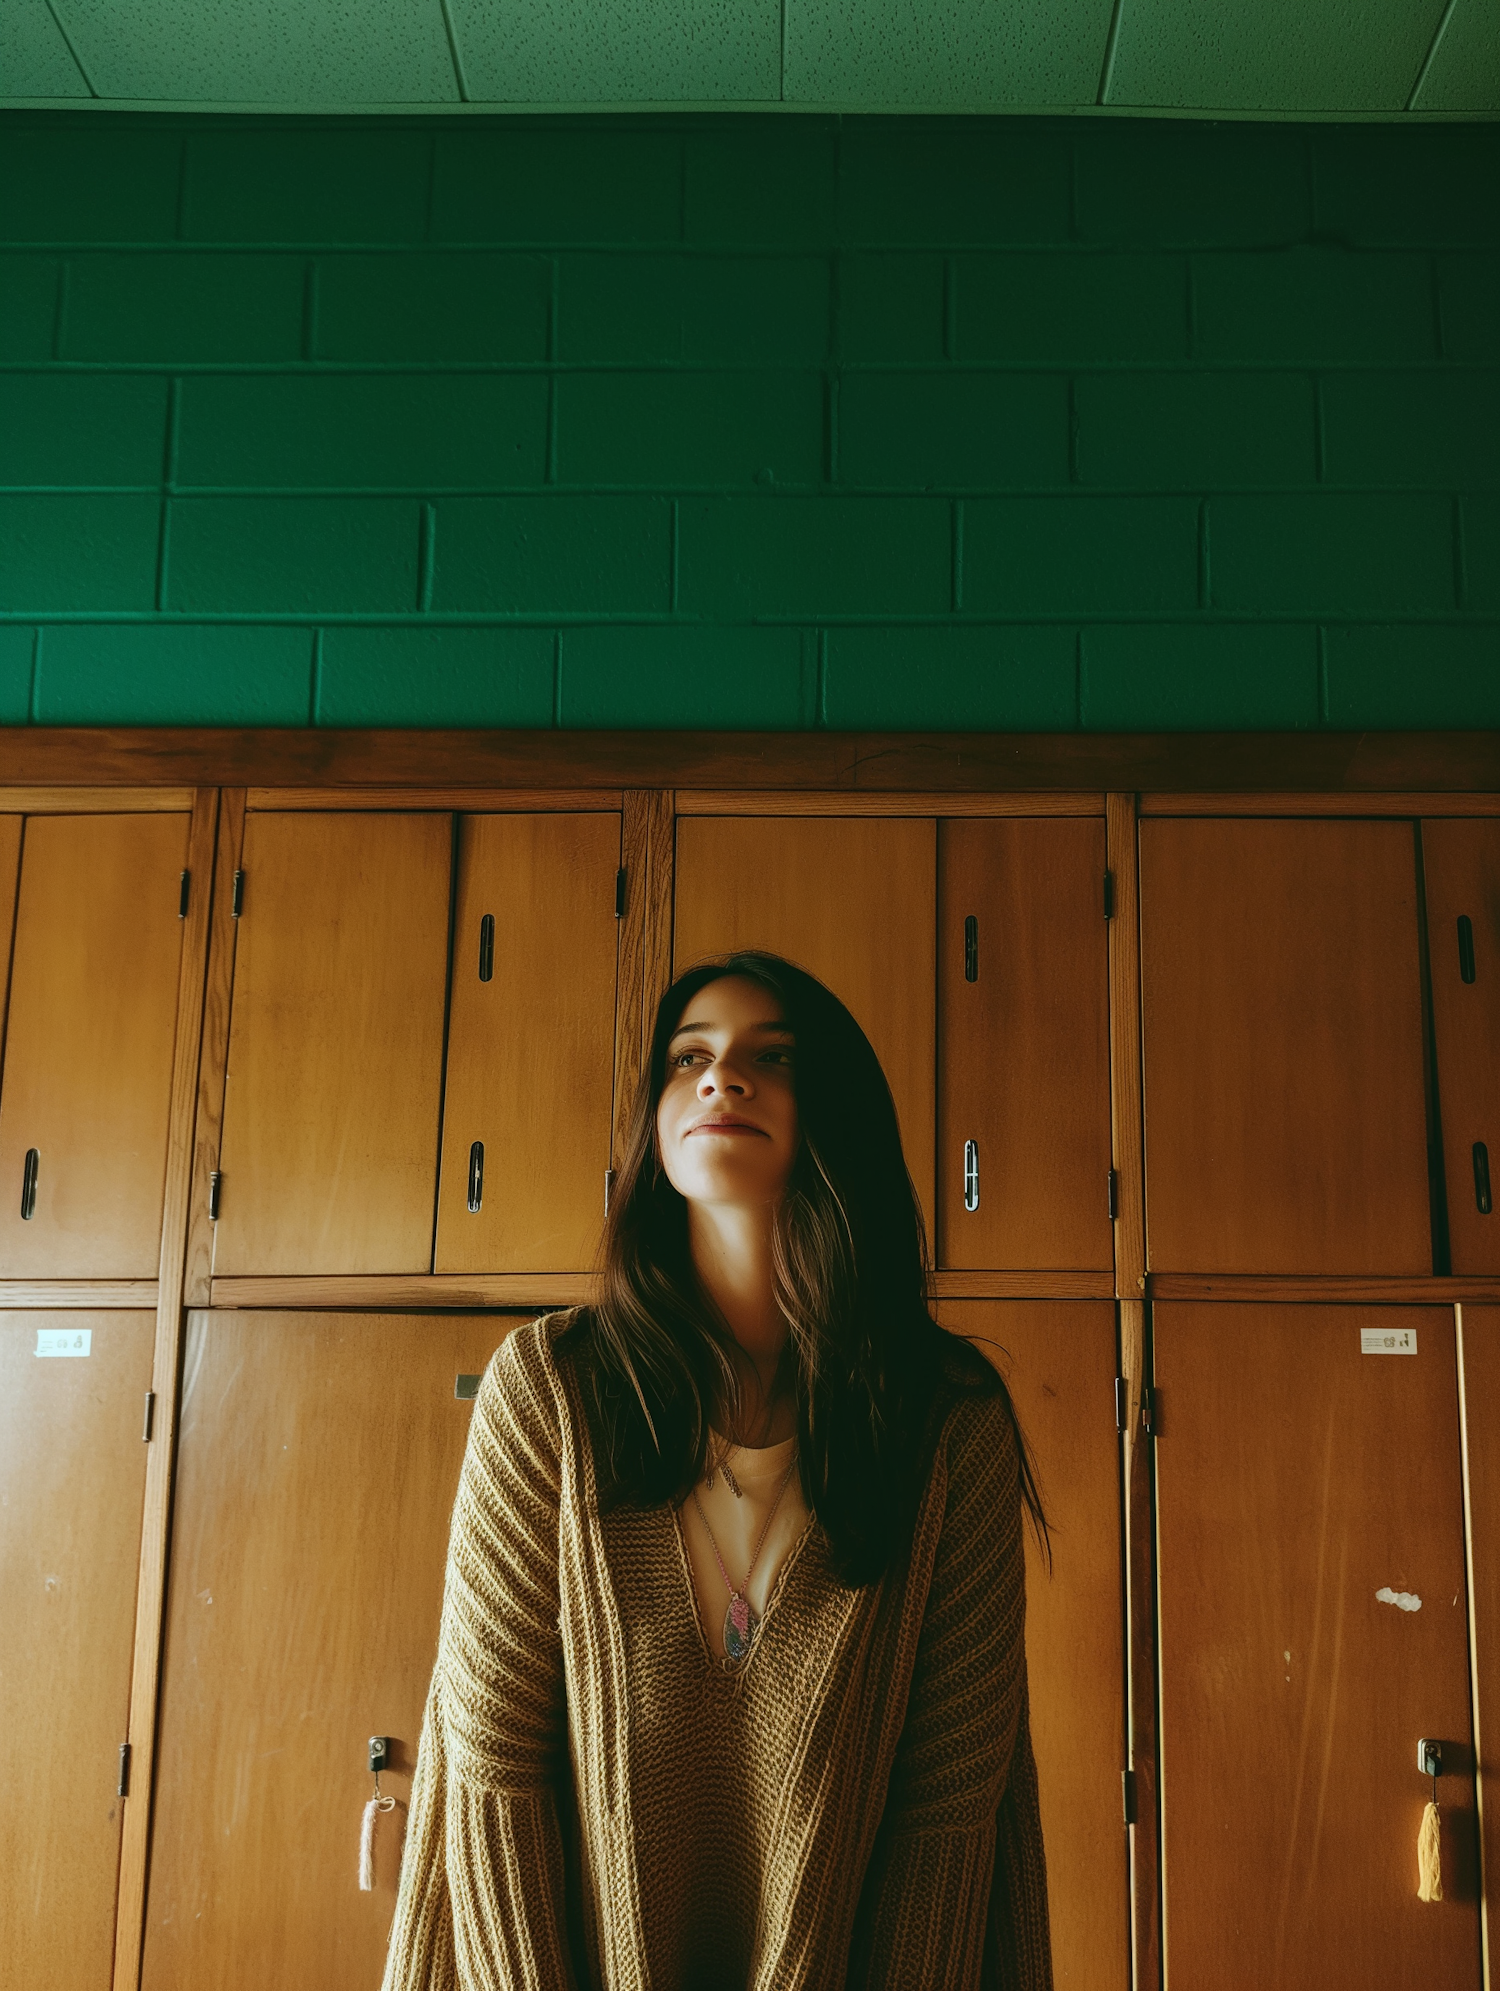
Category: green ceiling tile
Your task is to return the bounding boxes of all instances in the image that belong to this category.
[560,625,810,727]
[315,253,552,361]
[1439,257,1500,362]
[432,129,682,243]
[684,123,837,244]
[1312,127,1500,246]
[60,0,457,103]
[1080,623,1320,728]
[0,494,160,610]
[1322,372,1500,489]
[1075,122,1310,247]
[1465,497,1500,609]
[1075,372,1317,488]
[677,494,951,615]
[318,625,555,725]
[1325,624,1500,726]
[0,373,169,486]
[1193,249,1436,362]
[1411,0,1500,111]
[0,256,59,358]
[36,622,314,723]
[837,372,1068,490]
[166,496,419,611]
[4,0,90,96]
[823,625,1077,728]
[1209,493,1455,611]
[0,626,35,722]
[556,371,824,488]
[431,496,672,611]
[64,252,306,360]
[963,495,1199,611]
[0,121,180,242]
[183,128,432,242]
[175,374,549,490]
[837,122,1072,245]
[558,253,829,362]
[838,254,946,361]
[1105,0,1446,112]
[448,0,779,101]
[957,253,1188,362]
[785,0,1113,106]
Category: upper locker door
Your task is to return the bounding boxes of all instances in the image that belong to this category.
[212,813,451,1276]
[1155,1304,1481,1991]
[435,813,621,1272]
[1140,819,1432,1273]
[938,819,1113,1270]
[937,1301,1128,1991]
[1420,822,1500,1271]
[673,817,935,1224]
[0,814,189,1278]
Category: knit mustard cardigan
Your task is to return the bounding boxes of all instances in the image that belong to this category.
[382,1316,1052,1991]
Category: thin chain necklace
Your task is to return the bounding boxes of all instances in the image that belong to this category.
[690,1454,798,1663]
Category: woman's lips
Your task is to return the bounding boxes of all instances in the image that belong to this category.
[686,1118,766,1136]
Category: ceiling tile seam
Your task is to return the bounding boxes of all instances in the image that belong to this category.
[1406,0,1461,111]
[1095,0,1127,107]
[40,0,96,99]
[437,0,471,105]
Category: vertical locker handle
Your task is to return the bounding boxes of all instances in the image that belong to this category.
[178,871,190,918]
[231,870,245,918]
[964,915,979,982]
[963,1139,979,1212]
[478,914,495,983]
[20,1147,39,1220]
[467,1141,485,1214]
[1458,915,1476,984]
[1474,1142,1492,1216]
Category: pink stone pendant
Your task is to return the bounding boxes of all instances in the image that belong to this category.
[724,1591,758,1663]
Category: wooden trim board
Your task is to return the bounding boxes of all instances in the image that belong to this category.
[675,790,1106,816]
[0,787,196,813]
[0,1280,160,1308]
[1150,1274,1500,1302]
[1142,792,1500,818]
[248,787,625,812]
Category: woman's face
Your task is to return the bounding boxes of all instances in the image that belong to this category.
[656,976,799,1210]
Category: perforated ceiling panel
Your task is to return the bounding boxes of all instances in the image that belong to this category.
[784,0,1116,105]
[450,0,780,101]
[1412,0,1500,111]
[5,0,90,95]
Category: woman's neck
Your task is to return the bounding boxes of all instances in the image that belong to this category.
[687,1201,796,1445]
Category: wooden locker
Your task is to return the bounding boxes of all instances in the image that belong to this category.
[0,1310,156,1991]
[673,817,936,1226]
[0,814,189,1277]
[1421,822,1500,1272]
[937,1301,1129,1991]
[1140,819,1431,1273]
[211,813,452,1276]
[143,1310,522,1990]
[937,819,1113,1271]
[1459,1305,1500,1960]
[435,813,621,1273]
[1154,1304,1480,1991]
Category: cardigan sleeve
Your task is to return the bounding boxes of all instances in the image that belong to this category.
[853,1392,1053,1991]
[382,1323,578,1991]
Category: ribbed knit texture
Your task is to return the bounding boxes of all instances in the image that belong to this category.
[382,1316,1051,1991]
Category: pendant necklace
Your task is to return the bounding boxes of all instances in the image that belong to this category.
[691,1455,798,1664]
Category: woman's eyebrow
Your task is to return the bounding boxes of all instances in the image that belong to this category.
[666,1019,794,1043]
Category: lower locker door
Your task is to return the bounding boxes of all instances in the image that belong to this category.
[0,1311,157,1991]
[1459,1307,1500,1960]
[142,1312,524,1990]
[1155,1304,1482,1991]
[938,1301,1130,1991]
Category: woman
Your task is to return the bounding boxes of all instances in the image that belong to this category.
[383,951,1052,1991]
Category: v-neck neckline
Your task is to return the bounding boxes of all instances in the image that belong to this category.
[669,1497,817,1682]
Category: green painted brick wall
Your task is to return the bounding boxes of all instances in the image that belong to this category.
[0,110,1497,732]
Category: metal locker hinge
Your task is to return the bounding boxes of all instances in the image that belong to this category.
[208,1171,222,1221]
[1140,1385,1156,1438]
[467,1141,484,1213]
[178,870,190,918]
[1103,870,1115,921]
[963,915,978,982]
[1475,1143,1492,1215]
[231,869,245,917]
[117,1743,132,1798]
[615,868,627,918]
[1115,1377,1128,1433]
[1108,1168,1119,1220]
[1122,1769,1137,1826]
[1458,915,1476,984]
[604,1167,616,1213]
[963,1140,979,1212]
[142,1391,156,1443]
[478,914,495,982]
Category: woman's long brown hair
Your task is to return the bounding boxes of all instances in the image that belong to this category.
[555,950,1048,1586]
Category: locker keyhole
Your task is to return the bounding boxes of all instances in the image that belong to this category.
[1474,1141,1492,1216]
[1458,915,1476,984]
[467,1141,485,1214]
[963,1139,979,1212]
[20,1147,38,1221]
[964,915,978,982]
[478,914,495,983]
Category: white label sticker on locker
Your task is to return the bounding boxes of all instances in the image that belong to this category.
[1360,1327,1417,1355]
[35,1328,91,1358]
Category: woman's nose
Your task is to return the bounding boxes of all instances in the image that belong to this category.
[697,1057,750,1097]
